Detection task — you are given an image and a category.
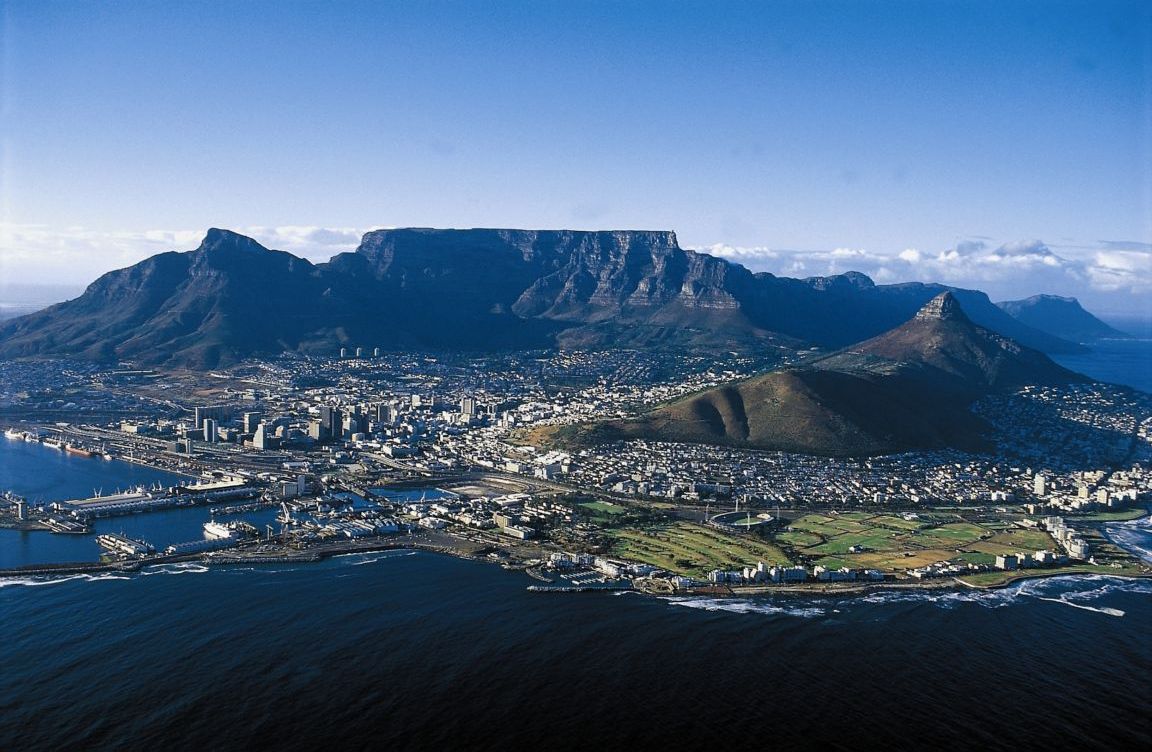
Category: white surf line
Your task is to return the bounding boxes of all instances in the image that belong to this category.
[1031,595,1125,617]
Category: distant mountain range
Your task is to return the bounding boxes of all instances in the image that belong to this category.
[996,294,1129,343]
[562,292,1089,456]
[0,227,1095,368]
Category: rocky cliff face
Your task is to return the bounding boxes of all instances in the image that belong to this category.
[0,228,1087,368]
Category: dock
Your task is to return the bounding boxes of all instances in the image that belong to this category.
[96,533,154,557]
[42,517,90,534]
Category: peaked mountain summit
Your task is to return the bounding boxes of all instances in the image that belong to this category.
[824,292,1085,391]
[566,293,1089,456]
[0,228,1087,368]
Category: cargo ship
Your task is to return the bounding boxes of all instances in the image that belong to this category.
[64,444,98,458]
[42,437,64,450]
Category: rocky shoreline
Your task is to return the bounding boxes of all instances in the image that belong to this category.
[3,531,1148,597]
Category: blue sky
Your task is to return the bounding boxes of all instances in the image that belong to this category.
[0,0,1149,314]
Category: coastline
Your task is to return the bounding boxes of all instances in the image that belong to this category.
[3,529,1149,596]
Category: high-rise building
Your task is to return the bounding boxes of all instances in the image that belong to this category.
[342,406,367,440]
[242,411,262,434]
[194,405,232,429]
[317,406,342,441]
[1033,474,1047,496]
[460,397,477,416]
[203,419,218,443]
[355,347,364,358]
[252,423,270,450]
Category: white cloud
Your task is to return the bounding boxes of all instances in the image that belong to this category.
[0,223,381,284]
[1087,250,1152,293]
[702,243,777,261]
[692,236,1151,311]
[242,225,388,261]
[994,239,1052,258]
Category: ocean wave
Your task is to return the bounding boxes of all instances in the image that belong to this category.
[857,588,1020,610]
[337,550,418,566]
[852,575,1150,616]
[139,562,210,576]
[659,575,1150,618]
[663,597,826,618]
[1030,596,1125,617]
[219,566,292,574]
[0,572,132,589]
[1104,515,1152,563]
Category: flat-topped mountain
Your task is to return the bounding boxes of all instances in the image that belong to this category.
[997,294,1129,343]
[568,293,1089,456]
[0,228,1087,368]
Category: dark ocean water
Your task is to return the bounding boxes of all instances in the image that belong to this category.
[1,553,1149,752]
[2,341,1152,751]
[1052,337,1152,394]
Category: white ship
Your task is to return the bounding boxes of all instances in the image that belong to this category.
[203,520,237,540]
[4,428,24,440]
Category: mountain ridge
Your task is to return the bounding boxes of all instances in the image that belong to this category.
[0,228,1089,368]
[997,294,1129,342]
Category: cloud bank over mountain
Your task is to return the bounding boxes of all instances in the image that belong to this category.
[1,223,1146,316]
[703,237,1150,315]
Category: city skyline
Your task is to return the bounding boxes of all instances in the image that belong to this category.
[0,0,1149,314]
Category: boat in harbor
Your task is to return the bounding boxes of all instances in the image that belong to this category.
[204,519,257,540]
[204,520,236,540]
[64,444,98,458]
[3,428,24,440]
[42,437,64,450]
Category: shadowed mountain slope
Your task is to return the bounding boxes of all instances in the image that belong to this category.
[0,228,1086,368]
[574,293,1089,456]
[998,294,1130,343]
